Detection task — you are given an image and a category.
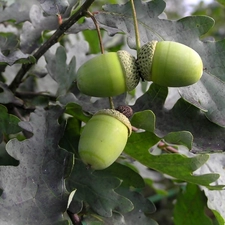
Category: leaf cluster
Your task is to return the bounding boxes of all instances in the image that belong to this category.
[0,0,225,225]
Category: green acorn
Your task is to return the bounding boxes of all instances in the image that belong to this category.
[76,51,140,97]
[78,109,132,170]
[136,41,203,87]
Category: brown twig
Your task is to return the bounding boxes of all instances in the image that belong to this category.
[9,0,96,93]
[84,10,104,54]
[157,140,178,153]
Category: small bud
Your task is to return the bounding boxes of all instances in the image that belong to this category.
[116,105,133,118]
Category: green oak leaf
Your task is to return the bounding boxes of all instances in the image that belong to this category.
[95,162,145,189]
[66,160,134,217]
[0,104,21,165]
[0,104,21,136]
[173,184,213,225]
[124,131,222,189]
[117,186,158,225]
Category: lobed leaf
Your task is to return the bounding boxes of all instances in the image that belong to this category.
[0,105,21,166]
[0,51,32,66]
[20,4,60,54]
[163,131,193,150]
[124,118,222,189]
[0,1,32,23]
[179,74,225,127]
[132,83,225,152]
[59,114,81,155]
[0,106,73,225]
[173,184,213,225]
[116,186,158,225]
[194,153,225,223]
[66,160,134,217]
[64,102,91,123]
[131,110,156,132]
[95,162,145,189]
[0,104,21,136]
[45,46,76,97]
[38,0,69,15]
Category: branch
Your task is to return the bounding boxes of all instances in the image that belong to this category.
[9,0,96,93]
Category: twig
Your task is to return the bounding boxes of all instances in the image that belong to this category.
[130,0,141,53]
[9,0,96,93]
[85,11,104,54]
[157,141,178,153]
[109,97,115,109]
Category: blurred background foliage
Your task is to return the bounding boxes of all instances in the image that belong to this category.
[93,0,225,40]
[192,1,225,40]
[165,0,225,40]
[89,0,225,50]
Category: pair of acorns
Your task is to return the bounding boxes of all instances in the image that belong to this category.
[77,41,203,170]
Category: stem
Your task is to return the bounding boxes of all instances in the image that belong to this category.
[109,97,115,109]
[8,0,96,93]
[157,141,178,153]
[85,11,104,54]
[130,0,141,53]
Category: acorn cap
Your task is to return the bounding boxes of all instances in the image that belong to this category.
[136,40,158,81]
[96,109,132,136]
[117,50,140,91]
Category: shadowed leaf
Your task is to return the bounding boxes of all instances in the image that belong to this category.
[0,106,73,224]
[66,160,134,217]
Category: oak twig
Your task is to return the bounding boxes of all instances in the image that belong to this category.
[130,0,141,53]
[85,11,104,54]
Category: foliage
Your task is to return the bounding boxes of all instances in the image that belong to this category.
[0,0,225,224]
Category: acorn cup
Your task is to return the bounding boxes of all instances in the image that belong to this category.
[136,41,203,87]
[78,109,132,170]
[76,51,140,97]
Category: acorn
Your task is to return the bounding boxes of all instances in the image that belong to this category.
[76,51,140,97]
[136,41,203,87]
[78,109,132,170]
